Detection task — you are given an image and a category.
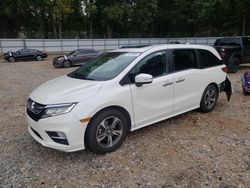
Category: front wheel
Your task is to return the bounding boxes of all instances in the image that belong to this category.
[63,60,72,68]
[199,85,219,113]
[9,56,15,62]
[85,109,128,154]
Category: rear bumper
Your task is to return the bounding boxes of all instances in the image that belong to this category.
[26,110,88,152]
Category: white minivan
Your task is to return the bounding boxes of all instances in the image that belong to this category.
[26,45,232,153]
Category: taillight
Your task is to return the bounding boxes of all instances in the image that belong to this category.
[222,67,228,73]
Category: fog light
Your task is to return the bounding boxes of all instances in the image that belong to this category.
[57,132,67,139]
[46,131,69,145]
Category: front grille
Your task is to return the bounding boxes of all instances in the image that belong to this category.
[26,98,46,121]
[30,127,43,140]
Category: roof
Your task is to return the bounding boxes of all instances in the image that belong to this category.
[111,44,221,59]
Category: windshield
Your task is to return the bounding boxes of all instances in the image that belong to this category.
[67,52,140,81]
[67,50,76,56]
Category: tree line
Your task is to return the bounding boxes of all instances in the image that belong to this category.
[0,0,249,39]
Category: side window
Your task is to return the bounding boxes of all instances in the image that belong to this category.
[76,50,87,56]
[243,37,250,47]
[135,51,167,78]
[171,49,198,71]
[21,49,28,54]
[198,49,222,68]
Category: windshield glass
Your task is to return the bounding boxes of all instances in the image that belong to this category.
[67,50,76,56]
[67,52,140,81]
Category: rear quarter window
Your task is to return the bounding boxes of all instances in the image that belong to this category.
[243,37,250,47]
[171,49,198,72]
[198,49,222,68]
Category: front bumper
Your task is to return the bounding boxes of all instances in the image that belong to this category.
[26,110,88,152]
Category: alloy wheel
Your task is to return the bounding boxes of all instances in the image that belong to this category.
[96,116,123,148]
[205,89,216,109]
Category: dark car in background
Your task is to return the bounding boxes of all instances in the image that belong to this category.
[4,49,47,62]
[214,37,250,73]
[53,49,102,68]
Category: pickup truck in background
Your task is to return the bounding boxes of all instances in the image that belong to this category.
[214,37,250,73]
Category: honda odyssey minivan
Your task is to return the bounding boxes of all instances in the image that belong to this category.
[26,44,232,153]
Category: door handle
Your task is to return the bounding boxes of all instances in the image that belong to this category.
[162,81,173,87]
[176,78,186,83]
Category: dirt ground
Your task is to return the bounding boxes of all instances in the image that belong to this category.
[0,56,250,188]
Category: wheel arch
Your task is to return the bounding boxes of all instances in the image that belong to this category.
[87,105,132,131]
[200,82,219,103]
[208,82,219,92]
[231,51,241,62]
[63,59,72,66]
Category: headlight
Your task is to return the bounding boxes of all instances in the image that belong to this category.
[58,57,64,61]
[41,103,76,118]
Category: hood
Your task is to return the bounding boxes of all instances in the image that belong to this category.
[29,75,104,104]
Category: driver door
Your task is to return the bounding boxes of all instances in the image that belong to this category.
[130,51,174,128]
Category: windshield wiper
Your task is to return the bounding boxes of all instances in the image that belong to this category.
[69,72,96,81]
[82,77,96,81]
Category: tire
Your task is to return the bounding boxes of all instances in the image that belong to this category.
[228,58,240,73]
[8,56,15,62]
[85,109,129,154]
[199,84,219,113]
[36,55,42,61]
[242,87,247,95]
[63,60,72,68]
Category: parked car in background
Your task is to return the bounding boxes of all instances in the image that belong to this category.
[241,71,250,95]
[214,37,250,73]
[26,44,232,153]
[53,49,102,68]
[4,49,47,62]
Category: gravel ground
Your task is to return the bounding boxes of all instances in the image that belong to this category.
[0,57,250,188]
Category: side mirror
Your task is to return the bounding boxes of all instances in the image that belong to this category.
[135,73,153,87]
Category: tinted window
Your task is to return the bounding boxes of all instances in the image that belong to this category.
[76,50,87,55]
[214,38,241,46]
[68,50,76,56]
[134,51,167,78]
[198,49,222,68]
[243,37,250,47]
[172,49,198,71]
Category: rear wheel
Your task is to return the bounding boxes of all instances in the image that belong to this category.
[228,58,240,73]
[85,109,128,154]
[36,55,42,61]
[9,56,15,62]
[63,60,72,68]
[199,85,219,113]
